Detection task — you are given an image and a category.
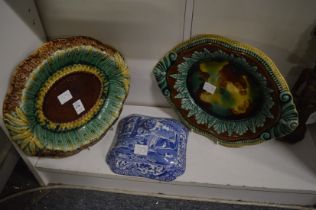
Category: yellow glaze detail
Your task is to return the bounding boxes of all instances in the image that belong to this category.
[114,52,130,92]
[198,60,252,115]
[225,76,251,114]
[36,64,105,131]
[174,34,290,92]
[200,61,228,74]
[4,107,43,155]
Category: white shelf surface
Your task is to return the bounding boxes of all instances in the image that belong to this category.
[34,105,316,194]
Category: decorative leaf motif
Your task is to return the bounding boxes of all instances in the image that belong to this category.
[261,91,298,140]
[153,52,177,92]
[4,108,43,155]
[172,48,275,136]
[153,35,298,146]
[4,40,129,156]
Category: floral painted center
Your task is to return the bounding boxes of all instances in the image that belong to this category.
[187,60,263,120]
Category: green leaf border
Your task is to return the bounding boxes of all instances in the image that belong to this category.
[153,34,298,146]
[4,46,129,156]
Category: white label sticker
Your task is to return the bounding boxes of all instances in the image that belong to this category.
[72,99,85,115]
[57,90,73,105]
[203,82,216,94]
[134,144,148,156]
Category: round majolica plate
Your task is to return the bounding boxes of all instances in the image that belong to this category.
[3,36,130,156]
[153,34,298,146]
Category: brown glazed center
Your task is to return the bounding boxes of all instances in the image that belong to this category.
[42,72,102,123]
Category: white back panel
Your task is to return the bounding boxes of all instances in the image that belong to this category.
[0,0,46,181]
[0,0,45,128]
[36,0,187,107]
[35,0,316,106]
[192,0,316,87]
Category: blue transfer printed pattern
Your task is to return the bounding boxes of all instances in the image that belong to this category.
[106,114,189,181]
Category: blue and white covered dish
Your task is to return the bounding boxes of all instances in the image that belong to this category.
[106,114,189,181]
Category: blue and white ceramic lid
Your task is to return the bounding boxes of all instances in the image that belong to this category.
[106,114,189,181]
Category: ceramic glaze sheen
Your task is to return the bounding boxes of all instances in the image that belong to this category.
[106,114,189,181]
[3,37,130,156]
[153,34,298,146]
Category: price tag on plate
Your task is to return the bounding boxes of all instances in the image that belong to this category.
[72,99,85,115]
[203,82,216,94]
[57,90,73,105]
[134,144,148,156]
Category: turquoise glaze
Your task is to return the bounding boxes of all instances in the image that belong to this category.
[153,35,298,146]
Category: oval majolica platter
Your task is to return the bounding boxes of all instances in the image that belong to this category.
[3,36,130,156]
[153,34,298,146]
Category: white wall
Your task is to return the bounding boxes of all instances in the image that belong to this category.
[0,0,46,186]
[35,0,187,107]
[36,0,316,107]
[192,0,316,87]
[0,0,45,128]
[5,0,316,107]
